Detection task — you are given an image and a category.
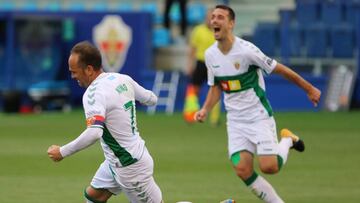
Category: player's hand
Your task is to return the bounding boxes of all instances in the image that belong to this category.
[307,86,321,107]
[194,109,208,123]
[47,145,64,162]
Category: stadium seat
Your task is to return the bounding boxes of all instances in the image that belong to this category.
[279,9,296,59]
[304,23,328,57]
[295,0,320,26]
[187,3,207,25]
[330,23,355,58]
[253,22,279,56]
[139,3,163,24]
[287,23,304,57]
[320,0,343,25]
[67,2,85,11]
[344,0,360,27]
[91,2,108,11]
[43,2,61,11]
[114,3,133,12]
[170,2,181,24]
[0,1,15,10]
[153,27,171,48]
[21,2,38,11]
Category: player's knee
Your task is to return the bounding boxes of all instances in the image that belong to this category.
[259,163,279,174]
[234,165,253,180]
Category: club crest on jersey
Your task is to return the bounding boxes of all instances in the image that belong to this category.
[93,15,132,73]
[234,62,240,70]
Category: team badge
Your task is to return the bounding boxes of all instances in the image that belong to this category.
[93,15,132,73]
[234,62,240,70]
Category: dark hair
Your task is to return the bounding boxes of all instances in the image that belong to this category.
[70,41,102,70]
[215,4,235,21]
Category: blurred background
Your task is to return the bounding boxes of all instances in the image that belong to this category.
[1,1,360,203]
[0,0,359,114]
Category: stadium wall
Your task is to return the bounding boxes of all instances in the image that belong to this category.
[0,2,359,112]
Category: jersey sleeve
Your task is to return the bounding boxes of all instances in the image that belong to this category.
[205,50,215,86]
[60,127,103,157]
[247,42,277,75]
[83,86,106,128]
[127,75,158,106]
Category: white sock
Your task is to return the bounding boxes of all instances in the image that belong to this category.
[278,137,293,166]
[246,173,284,203]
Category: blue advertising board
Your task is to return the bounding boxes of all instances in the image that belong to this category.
[0,11,152,106]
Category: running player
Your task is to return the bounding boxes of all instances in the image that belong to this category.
[195,5,321,203]
[47,41,163,203]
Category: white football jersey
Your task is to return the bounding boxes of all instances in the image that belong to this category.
[83,72,155,167]
[205,37,277,122]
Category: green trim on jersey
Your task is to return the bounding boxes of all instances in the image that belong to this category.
[214,65,273,116]
[102,126,138,166]
[214,66,258,93]
[253,81,273,117]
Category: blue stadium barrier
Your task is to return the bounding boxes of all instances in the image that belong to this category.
[330,23,355,58]
[295,0,320,26]
[0,18,5,89]
[304,23,328,57]
[320,0,343,25]
[253,22,279,56]
[266,74,326,111]
[0,11,153,109]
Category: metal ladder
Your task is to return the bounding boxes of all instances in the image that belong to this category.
[324,65,355,111]
[147,70,180,114]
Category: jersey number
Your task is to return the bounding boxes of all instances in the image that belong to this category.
[124,100,136,135]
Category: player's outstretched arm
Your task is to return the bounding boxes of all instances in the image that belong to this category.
[47,127,103,163]
[273,63,321,107]
[194,85,221,122]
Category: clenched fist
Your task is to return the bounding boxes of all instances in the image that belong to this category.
[47,145,63,162]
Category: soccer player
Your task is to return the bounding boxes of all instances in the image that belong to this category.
[194,5,321,203]
[47,41,163,203]
[183,9,221,125]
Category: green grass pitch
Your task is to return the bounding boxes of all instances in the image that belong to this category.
[0,110,360,203]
